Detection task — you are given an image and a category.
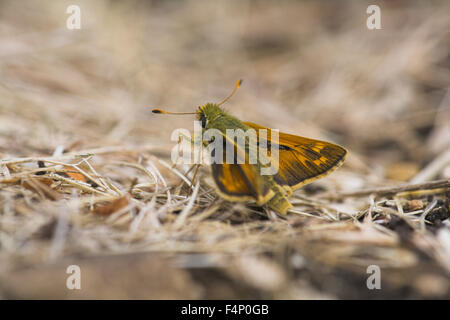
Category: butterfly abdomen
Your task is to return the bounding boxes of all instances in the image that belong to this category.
[267,193,292,215]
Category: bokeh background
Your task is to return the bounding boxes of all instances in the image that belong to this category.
[0,0,449,299]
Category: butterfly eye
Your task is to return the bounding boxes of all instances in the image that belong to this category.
[200,115,207,128]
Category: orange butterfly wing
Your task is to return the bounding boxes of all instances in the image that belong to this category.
[243,121,347,190]
[209,134,274,204]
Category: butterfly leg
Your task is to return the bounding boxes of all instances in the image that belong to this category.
[189,164,201,191]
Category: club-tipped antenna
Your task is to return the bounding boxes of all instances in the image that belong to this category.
[217,79,242,106]
[152,108,196,115]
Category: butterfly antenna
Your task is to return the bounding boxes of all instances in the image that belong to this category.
[152,108,196,115]
[217,79,243,106]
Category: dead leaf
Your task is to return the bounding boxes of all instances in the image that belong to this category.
[407,199,424,211]
[63,166,88,183]
[93,195,129,216]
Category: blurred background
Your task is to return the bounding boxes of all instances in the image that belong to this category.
[0,0,449,299]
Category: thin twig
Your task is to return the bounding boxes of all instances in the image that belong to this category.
[173,181,200,229]
[322,179,449,199]
[420,199,438,231]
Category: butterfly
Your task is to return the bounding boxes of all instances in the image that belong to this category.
[153,80,347,214]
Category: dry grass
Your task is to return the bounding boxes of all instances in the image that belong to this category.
[0,0,449,299]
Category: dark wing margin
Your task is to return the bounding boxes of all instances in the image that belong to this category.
[243,121,347,190]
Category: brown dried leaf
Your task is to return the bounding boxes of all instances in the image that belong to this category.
[407,199,424,211]
[63,166,88,183]
[93,195,129,216]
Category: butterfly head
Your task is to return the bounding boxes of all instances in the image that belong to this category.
[197,103,223,129]
[197,79,242,128]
